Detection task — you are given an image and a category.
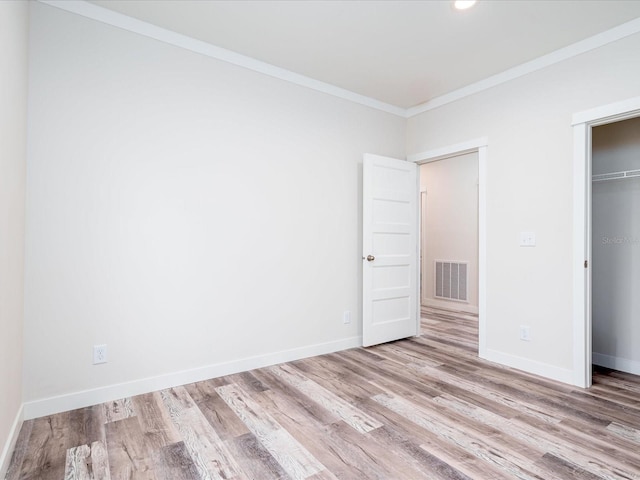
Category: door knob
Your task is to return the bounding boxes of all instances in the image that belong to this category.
[366,255,375,262]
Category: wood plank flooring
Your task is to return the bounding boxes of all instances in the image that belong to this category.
[7,306,640,479]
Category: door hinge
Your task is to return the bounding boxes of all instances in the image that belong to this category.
[584,260,588,268]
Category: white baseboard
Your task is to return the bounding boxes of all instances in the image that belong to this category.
[422,298,479,315]
[23,336,361,420]
[482,348,574,386]
[0,404,24,479]
[593,352,640,376]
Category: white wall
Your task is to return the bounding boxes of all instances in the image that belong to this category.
[407,31,640,382]
[420,153,478,313]
[592,117,640,373]
[0,0,28,475]
[23,2,405,415]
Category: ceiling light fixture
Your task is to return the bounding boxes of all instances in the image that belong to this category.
[453,0,477,10]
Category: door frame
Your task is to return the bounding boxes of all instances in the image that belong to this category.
[572,95,640,388]
[408,137,488,358]
[419,188,427,305]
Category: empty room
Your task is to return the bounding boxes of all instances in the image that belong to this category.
[3,0,640,478]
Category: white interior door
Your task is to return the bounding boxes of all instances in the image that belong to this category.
[362,154,419,347]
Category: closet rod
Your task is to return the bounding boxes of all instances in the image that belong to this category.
[592,169,640,182]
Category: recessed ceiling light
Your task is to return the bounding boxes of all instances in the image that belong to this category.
[454,0,477,10]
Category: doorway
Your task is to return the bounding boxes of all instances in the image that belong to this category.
[591,117,640,376]
[419,152,479,316]
[572,95,640,388]
[408,137,487,357]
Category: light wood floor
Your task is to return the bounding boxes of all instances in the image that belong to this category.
[7,306,640,479]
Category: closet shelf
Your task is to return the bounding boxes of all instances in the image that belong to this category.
[592,169,640,182]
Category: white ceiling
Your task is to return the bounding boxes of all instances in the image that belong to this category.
[89,0,640,109]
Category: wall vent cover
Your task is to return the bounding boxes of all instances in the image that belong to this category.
[435,261,468,302]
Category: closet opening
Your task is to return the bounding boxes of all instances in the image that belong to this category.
[591,116,640,377]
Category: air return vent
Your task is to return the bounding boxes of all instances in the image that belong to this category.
[435,261,468,302]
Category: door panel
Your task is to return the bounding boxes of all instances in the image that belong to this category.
[363,154,419,347]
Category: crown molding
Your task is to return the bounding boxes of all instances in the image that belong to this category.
[38,0,406,118]
[38,1,640,120]
[406,16,640,118]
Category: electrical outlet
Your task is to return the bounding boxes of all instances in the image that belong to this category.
[519,326,531,342]
[93,344,107,364]
[520,231,536,247]
[343,310,351,325]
